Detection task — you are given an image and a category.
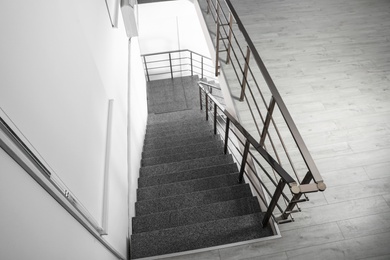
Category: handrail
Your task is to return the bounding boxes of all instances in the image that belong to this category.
[199,81,296,186]
[222,0,324,186]
[202,0,326,194]
[0,113,125,260]
[141,49,215,81]
[198,82,321,225]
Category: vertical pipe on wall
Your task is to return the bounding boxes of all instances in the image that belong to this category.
[102,99,114,235]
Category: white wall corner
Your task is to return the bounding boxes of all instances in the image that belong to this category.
[121,0,138,38]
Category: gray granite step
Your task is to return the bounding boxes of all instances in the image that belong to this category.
[143,133,220,151]
[146,116,207,132]
[142,139,223,159]
[132,196,261,233]
[144,128,214,146]
[145,121,211,138]
[138,163,238,188]
[141,145,223,167]
[135,184,252,216]
[139,154,234,178]
[137,173,239,201]
[130,212,273,259]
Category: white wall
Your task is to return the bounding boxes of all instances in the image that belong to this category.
[0,0,147,258]
[0,148,120,260]
[137,0,210,56]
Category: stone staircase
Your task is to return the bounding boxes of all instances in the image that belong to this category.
[130,76,273,259]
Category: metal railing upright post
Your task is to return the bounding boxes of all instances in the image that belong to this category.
[143,56,150,82]
[260,97,276,146]
[199,88,203,111]
[224,118,230,154]
[262,179,286,227]
[240,46,251,101]
[190,51,193,76]
[238,139,250,183]
[282,171,313,219]
[205,94,209,121]
[226,13,233,64]
[169,53,173,79]
[201,56,204,79]
[215,0,220,77]
[214,103,218,135]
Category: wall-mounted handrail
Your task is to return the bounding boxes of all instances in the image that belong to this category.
[141,49,215,81]
[198,82,323,226]
[203,0,326,194]
[0,113,125,260]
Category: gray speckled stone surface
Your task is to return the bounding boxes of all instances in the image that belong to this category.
[132,196,261,233]
[143,134,219,151]
[138,163,238,188]
[137,173,239,201]
[131,212,273,259]
[142,139,223,159]
[135,184,252,216]
[141,146,224,167]
[143,128,214,146]
[139,154,234,178]
[131,76,273,259]
[145,121,211,138]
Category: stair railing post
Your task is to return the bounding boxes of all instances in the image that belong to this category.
[238,139,250,183]
[282,171,313,220]
[169,53,173,79]
[214,103,217,135]
[215,0,220,77]
[143,56,150,82]
[226,13,233,64]
[201,56,204,79]
[205,93,209,121]
[190,51,193,76]
[207,0,210,14]
[262,179,286,227]
[240,46,251,101]
[259,97,276,146]
[199,87,203,111]
[224,118,230,154]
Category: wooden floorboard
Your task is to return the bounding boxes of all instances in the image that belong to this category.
[162,0,390,259]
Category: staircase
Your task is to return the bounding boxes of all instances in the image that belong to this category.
[130,76,273,259]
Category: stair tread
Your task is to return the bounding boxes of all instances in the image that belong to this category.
[143,134,220,151]
[138,163,238,188]
[147,110,205,125]
[140,154,233,177]
[146,120,210,135]
[141,145,223,167]
[135,184,252,216]
[142,139,223,159]
[131,212,273,259]
[137,173,239,201]
[132,196,261,234]
[144,128,215,146]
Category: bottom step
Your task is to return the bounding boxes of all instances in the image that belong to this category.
[130,212,273,259]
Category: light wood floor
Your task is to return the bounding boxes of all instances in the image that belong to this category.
[162,0,390,259]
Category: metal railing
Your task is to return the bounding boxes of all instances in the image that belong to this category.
[199,82,323,225]
[201,0,326,216]
[142,49,215,81]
